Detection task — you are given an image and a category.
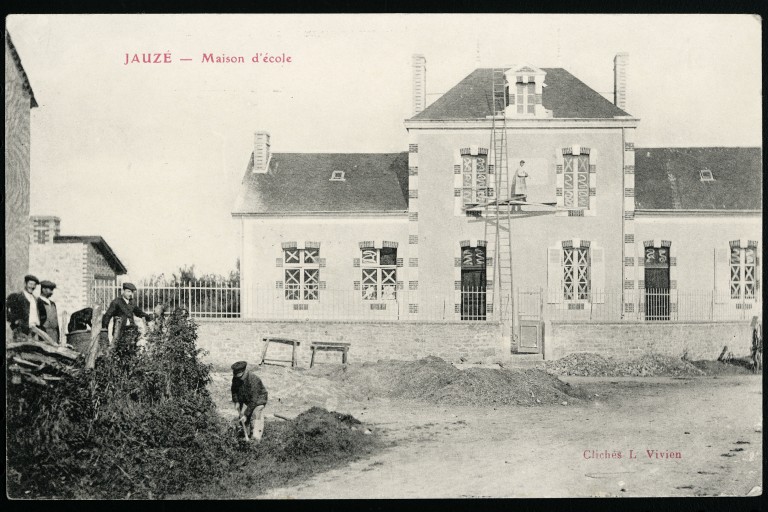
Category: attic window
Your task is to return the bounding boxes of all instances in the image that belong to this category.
[330,170,345,181]
[699,169,715,182]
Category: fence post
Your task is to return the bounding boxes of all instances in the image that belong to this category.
[187,281,192,315]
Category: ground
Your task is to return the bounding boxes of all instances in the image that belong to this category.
[211,367,762,499]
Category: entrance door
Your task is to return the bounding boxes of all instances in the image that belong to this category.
[644,247,670,321]
[461,269,487,320]
[517,289,542,353]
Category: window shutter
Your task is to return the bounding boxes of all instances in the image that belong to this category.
[714,248,729,303]
[591,246,605,304]
[547,247,563,303]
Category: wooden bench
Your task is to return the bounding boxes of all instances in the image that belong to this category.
[309,342,351,368]
[259,337,300,368]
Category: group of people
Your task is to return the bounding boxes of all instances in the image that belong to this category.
[6,276,161,348]
[6,274,62,345]
[7,273,268,442]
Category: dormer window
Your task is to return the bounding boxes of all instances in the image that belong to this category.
[699,169,714,182]
[504,65,546,118]
[515,80,536,115]
[330,170,345,181]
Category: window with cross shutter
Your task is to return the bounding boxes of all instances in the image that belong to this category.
[361,247,397,300]
[563,154,590,209]
[461,154,488,205]
[283,248,320,300]
[563,247,590,300]
[730,243,758,299]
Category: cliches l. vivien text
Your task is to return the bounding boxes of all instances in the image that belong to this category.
[582,449,682,460]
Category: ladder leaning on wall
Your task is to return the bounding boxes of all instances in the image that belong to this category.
[484,68,515,341]
[453,68,519,340]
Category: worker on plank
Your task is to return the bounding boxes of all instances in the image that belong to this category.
[231,361,269,442]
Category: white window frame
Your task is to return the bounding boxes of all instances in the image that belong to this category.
[563,246,591,301]
[730,243,757,300]
[461,152,489,205]
[563,153,590,210]
[284,248,320,301]
[361,247,397,301]
[515,79,536,115]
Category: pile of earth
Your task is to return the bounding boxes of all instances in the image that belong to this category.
[688,358,755,376]
[316,356,588,406]
[177,407,379,499]
[541,353,705,377]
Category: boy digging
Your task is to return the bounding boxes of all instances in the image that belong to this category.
[231,361,268,442]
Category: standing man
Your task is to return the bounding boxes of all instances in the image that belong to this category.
[37,281,61,345]
[6,275,54,344]
[101,282,156,344]
[511,159,529,212]
[231,361,269,442]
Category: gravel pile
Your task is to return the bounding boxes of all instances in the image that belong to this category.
[322,356,586,406]
[542,353,705,377]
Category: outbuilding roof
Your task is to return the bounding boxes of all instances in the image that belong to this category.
[634,147,762,211]
[410,67,629,121]
[54,236,128,274]
[232,152,409,215]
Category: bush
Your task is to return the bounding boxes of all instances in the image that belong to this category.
[7,314,240,499]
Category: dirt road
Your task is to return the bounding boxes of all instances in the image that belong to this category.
[255,375,762,498]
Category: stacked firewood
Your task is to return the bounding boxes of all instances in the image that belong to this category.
[6,340,82,386]
[7,305,107,386]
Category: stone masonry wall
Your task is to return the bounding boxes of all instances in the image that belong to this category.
[549,321,753,361]
[195,319,504,369]
[29,243,87,325]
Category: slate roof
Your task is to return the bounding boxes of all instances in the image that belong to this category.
[634,147,762,211]
[411,68,629,121]
[5,31,38,108]
[54,236,128,274]
[232,152,409,214]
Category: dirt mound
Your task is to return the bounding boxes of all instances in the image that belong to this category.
[543,353,705,377]
[323,356,586,406]
[689,358,754,376]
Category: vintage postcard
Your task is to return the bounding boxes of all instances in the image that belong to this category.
[5,14,762,500]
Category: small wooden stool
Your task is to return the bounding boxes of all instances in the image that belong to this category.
[309,342,351,368]
[259,337,300,368]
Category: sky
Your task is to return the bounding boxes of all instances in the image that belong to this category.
[6,14,762,281]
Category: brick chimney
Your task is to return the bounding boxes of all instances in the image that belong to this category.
[613,53,628,111]
[412,54,427,116]
[253,131,271,173]
[30,216,60,244]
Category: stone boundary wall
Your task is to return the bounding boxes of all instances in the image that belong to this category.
[195,319,504,369]
[547,321,753,361]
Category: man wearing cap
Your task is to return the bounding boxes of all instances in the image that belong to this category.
[6,275,54,344]
[231,361,269,442]
[37,281,61,345]
[101,282,156,343]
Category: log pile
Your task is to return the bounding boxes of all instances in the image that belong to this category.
[6,340,82,386]
[7,306,106,386]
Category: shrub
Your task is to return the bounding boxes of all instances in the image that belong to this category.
[7,314,238,499]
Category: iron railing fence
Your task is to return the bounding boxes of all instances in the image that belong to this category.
[91,282,760,323]
[92,280,241,318]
